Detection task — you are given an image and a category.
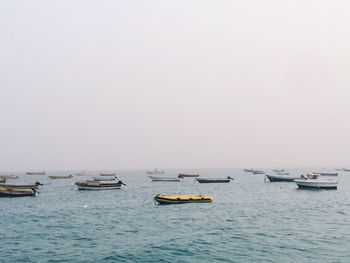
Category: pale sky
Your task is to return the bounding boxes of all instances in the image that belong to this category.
[1,1,350,170]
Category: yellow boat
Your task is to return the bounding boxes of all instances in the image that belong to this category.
[154,194,213,204]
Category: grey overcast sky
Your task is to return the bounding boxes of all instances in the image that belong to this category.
[1,1,350,171]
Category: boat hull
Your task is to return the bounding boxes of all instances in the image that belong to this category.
[313,172,338,176]
[0,189,35,197]
[48,175,73,179]
[154,195,213,205]
[294,179,338,189]
[266,175,298,182]
[178,173,199,178]
[0,184,40,189]
[77,185,121,190]
[196,178,232,183]
[149,176,180,182]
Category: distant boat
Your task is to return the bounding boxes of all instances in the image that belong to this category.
[265,174,299,182]
[0,188,36,197]
[0,181,42,190]
[343,168,350,172]
[294,174,338,189]
[276,172,290,175]
[195,177,234,183]
[75,170,88,176]
[149,176,180,182]
[0,175,18,180]
[0,178,5,183]
[99,172,116,176]
[76,180,125,190]
[48,175,73,179]
[252,170,265,174]
[154,194,213,204]
[243,169,254,173]
[273,169,285,173]
[178,173,199,178]
[313,172,338,176]
[26,171,45,175]
[146,169,164,175]
[335,168,344,171]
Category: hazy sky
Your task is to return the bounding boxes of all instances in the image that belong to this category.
[1,1,350,170]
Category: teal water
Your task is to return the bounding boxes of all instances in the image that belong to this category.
[1,169,350,262]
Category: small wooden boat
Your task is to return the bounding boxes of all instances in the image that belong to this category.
[0,181,42,190]
[0,188,36,197]
[178,173,199,178]
[243,168,254,173]
[76,180,125,190]
[313,172,338,176]
[154,194,213,204]
[146,169,164,175]
[273,169,285,173]
[276,172,290,175]
[294,174,338,189]
[0,175,19,180]
[252,170,265,174]
[48,175,73,179]
[149,176,180,182]
[265,174,299,182]
[99,172,116,176]
[26,171,45,175]
[195,177,233,183]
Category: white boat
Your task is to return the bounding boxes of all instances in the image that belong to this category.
[146,169,164,175]
[294,174,338,189]
[75,170,88,176]
[149,176,180,182]
[273,169,285,173]
[76,180,125,190]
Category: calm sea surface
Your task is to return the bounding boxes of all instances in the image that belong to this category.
[1,168,350,262]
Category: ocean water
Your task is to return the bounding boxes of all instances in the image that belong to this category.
[1,168,350,263]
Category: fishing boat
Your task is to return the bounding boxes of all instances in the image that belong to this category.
[0,175,19,180]
[0,181,42,190]
[313,172,338,176]
[146,169,164,175]
[265,174,299,182]
[154,194,213,204]
[294,174,338,189]
[48,175,73,179]
[26,171,45,175]
[75,180,125,190]
[195,177,234,183]
[252,170,265,174]
[149,176,180,182]
[273,169,285,173]
[178,173,199,178]
[276,172,290,175]
[99,172,116,176]
[243,168,254,173]
[0,188,36,197]
[92,176,117,181]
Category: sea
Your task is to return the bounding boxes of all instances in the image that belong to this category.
[1,168,349,263]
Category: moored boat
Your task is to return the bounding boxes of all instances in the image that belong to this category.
[0,181,42,190]
[93,176,117,181]
[273,169,285,173]
[146,169,164,175]
[0,175,19,180]
[343,168,350,172]
[335,168,344,171]
[265,174,299,182]
[252,170,265,174]
[243,168,254,173]
[154,194,213,204]
[0,188,36,197]
[26,171,45,175]
[195,177,233,183]
[48,175,73,179]
[99,172,116,176]
[76,180,125,190]
[294,174,338,189]
[178,173,199,178]
[149,176,180,182]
